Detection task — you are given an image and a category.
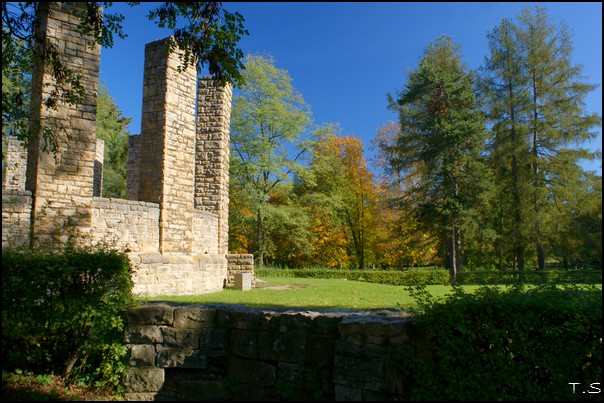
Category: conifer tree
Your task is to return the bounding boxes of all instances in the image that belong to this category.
[388,36,490,280]
[484,6,601,270]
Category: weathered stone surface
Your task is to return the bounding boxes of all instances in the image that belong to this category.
[228,358,276,387]
[156,346,208,368]
[128,344,156,366]
[178,380,232,401]
[123,304,424,400]
[123,367,165,393]
[124,325,164,344]
[123,392,161,401]
[174,305,215,328]
[333,355,384,391]
[127,304,175,325]
[161,327,201,348]
[257,330,306,362]
[230,329,258,358]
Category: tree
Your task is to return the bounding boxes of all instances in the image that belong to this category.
[483,6,602,271]
[2,2,247,153]
[387,35,491,281]
[481,17,532,273]
[371,122,439,269]
[229,53,322,267]
[301,134,379,269]
[518,6,601,270]
[95,83,130,198]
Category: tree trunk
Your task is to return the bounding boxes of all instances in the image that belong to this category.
[448,229,457,281]
[531,72,545,271]
[256,208,265,267]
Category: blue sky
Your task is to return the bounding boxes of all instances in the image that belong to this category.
[99,2,602,175]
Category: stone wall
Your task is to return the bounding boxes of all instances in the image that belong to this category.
[2,137,28,191]
[1,2,250,297]
[226,254,255,288]
[89,197,160,252]
[2,190,33,248]
[123,303,424,401]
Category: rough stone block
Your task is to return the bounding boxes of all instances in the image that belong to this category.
[156,346,208,368]
[128,344,156,366]
[234,271,252,290]
[123,367,165,393]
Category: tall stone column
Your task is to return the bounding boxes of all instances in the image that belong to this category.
[25,2,100,246]
[196,78,232,255]
[138,38,197,254]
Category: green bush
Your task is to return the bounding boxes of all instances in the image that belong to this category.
[2,245,135,391]
[255,267,450,286]
[398,284,602,400]
[458,268,603,285]
[257,266,602,287]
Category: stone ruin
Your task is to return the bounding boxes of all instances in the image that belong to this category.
[2,2,253,296]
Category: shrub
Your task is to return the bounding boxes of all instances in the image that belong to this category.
[255,267,450,286]
[2,244,135,391]
[398,284,602,400]
[457,268,603,285]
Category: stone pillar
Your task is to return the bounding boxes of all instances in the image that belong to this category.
[126,134,141,200]
[196,78,232,255]
[138,38,197,253]
[25,2,100,246]
[3,137,28,191]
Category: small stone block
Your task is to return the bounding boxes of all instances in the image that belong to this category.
[234,272,252,291]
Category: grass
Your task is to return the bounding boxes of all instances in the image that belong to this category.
[140,276,489,310]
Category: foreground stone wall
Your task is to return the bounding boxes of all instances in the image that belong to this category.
[123,303,424,401]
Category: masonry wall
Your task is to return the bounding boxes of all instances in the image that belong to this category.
[226,254,256,288]
[2,191,33,248]
[2,137,28,191]
[123,303,424,401]
[2,2,247,297]
[89,197,160,252]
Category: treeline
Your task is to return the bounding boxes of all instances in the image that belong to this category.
[3,5,600,277]
[227,6,602,275]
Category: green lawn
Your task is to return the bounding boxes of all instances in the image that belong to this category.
[140,276,489,311]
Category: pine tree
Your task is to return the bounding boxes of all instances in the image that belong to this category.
[388,36,490,281]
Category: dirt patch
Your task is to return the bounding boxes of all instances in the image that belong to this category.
[263,284,310,290]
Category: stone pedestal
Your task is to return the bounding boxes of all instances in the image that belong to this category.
[234,271,252,291]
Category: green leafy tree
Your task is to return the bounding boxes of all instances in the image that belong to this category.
[95,83,130,198]
[371,121,441,269]
[229,53,320,267]
[2,2,247,153]
[388,35,491,281]
[300,134,379,269]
